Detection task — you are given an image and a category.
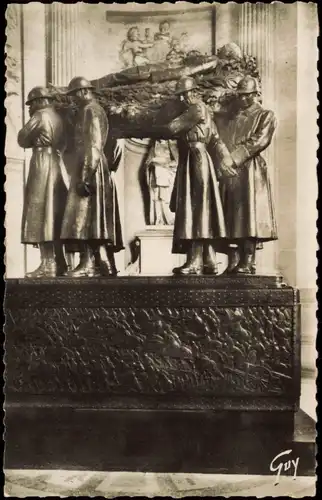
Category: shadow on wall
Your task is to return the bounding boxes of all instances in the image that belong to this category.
[123,139,151,266]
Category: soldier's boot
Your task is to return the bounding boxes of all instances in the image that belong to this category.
[54,242,68,276]
[67,244,96,277]
[234,240,256,275]
[203,243,218,275]
[64,252,76,275]
[173,241,203,275]
[107,248,118,276]
[25,243,47,278]
[223,245,240,274]
[36,242,57,278]
[248,244,257,274]
[93,248,102,277]
[97,245,118,277]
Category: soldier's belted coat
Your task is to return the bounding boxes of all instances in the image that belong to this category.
[215,102,278,242]
[18,106,67,244]
[61,99,123,251]
[166,100,227,254]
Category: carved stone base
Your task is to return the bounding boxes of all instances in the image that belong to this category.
[4,276,305,471]
[5,276,299,410]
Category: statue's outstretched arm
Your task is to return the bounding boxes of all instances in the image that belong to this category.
[164,103,204,136]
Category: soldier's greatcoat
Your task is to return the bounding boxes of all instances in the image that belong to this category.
[215,102,278,242]
[165,100,227,254]
[61,99,123,251]
[18,107,67,244]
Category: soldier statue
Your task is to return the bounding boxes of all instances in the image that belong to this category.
[157,77,227,275]
[213,76,278,274]
[60,77,123,277]
[18,86,68,278]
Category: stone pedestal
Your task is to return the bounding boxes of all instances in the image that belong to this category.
[4,276,308,471]
[5,276,299,408]
[136,226,185,275]
[136,227,228,276]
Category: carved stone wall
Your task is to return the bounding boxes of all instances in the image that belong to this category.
[80,4,214,78]
[5,4,23,159]
[5,5,25,278]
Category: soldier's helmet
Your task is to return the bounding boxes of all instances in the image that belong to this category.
[236,76,260,95]
[175,77,197,95]
[26,86,53,105]
[66,76,94,94]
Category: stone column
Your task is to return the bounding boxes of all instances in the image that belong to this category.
[46,3,81,86]
[237,3,277,274]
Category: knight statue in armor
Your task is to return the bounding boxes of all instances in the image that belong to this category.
[145,139,178,226]
[18,86,68,278]
[212,76,278,274]
[157,77,227,275]
[60,77,123,277]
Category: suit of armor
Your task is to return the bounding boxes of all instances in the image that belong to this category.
[145,139,178,225]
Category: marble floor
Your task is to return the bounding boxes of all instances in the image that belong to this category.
[4,377,316,498]
[3,470,317,497]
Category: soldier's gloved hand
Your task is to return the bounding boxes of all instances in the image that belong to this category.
[76,181,93,197]
[218,163,238,178]
[211,122,220,140]
[34,133,51,147]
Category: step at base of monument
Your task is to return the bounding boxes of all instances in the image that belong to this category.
[4,407,315,475]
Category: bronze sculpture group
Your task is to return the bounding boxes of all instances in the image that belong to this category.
[19,77,123,278]
[18,47,277,278]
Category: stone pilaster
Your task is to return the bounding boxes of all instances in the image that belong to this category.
[215,3,234,49]
[6,3,47,276]
[238,4,275,110]
[22,3,47,275]
[46,3,81,86]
